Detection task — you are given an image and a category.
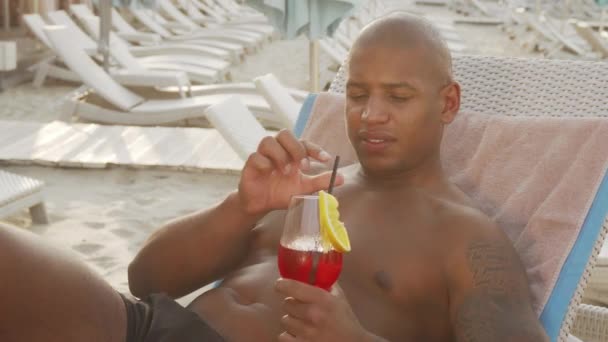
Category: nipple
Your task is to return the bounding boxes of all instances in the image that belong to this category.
[374,270,393,291]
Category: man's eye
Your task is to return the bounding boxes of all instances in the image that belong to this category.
[348,94,367,100]
[390,95,410,102]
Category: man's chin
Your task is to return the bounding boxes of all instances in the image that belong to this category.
[358,156,401,176]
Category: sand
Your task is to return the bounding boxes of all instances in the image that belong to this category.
[2,1,602,303]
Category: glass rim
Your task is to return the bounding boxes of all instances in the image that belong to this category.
[291,194,319,199]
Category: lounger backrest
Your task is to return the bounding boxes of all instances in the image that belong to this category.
[111,8,138,34]
[69,4,96,26]
[253,73,301,129]
[130,8,172,38]
[22,14,52,47]
[70,4,136,36]
[46,10,97,51]
[574,23,608,57]
[204,96,269,160]
[76,15,145,71]
[329,54,608,118]
[158,0,199,29]
[43,25,145,111]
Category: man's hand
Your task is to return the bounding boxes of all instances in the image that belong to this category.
[238,130,344,216]
[275,278,371,342]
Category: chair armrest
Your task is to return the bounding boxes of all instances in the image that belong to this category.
[162,21,194,32]
[571,303,608,342]
[110,69,191,97]
[117,32,162,44]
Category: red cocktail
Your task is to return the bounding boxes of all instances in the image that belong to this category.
[278,195,343,290]
[278,238,343,291]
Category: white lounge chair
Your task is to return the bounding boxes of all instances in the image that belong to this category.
[43,25,282,128]
[210,0,265,18]
[70,4,236,63]
[253,73,303,130]
[523,13,600,59]
[131,8,252,56]
[156,0,266,51]
[23,13,192,95]
[573,21,608,58]
[75,14,232,81]
[453,0,509,25]
[161,82,308,102]
[176,0,272,32]
[45,11,228,84]
[204,96,270,160]
[0,170,48,224]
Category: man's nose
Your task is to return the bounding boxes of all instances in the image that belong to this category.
[361,97,389,123]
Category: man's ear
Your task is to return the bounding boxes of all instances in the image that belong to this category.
[440,81,460,124]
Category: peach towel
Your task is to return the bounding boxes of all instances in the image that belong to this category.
[301,92,608,314]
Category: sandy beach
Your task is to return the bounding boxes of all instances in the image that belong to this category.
[0,0,601,305]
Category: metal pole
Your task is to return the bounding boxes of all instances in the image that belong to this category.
[601,8,607,36]
[3,0,10,31]
[99,0,111,71]
[309,40,319,92]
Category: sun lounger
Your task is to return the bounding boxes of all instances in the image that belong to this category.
[573,21,608,58]
[204,96,270,160]
[131,8,253,55]
[160,82,308,102]
[43,25,283,128]
[327,54,608,342]
[176,0,273,35]
[74,14,232,82]
[253,73,303,129]
[156,0,266,51]
[69,5,235,63]
[23,13,191,94]
[0,170,48,224]
[44,11,228,84]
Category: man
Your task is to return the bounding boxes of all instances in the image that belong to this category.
[0,12,548,342]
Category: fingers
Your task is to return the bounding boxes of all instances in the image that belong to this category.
[244,151,274,173]
[281,314,314,338]
[276,278,329,304]
[253,129,339,179]
[282,297,312,321]
[276,130,308,170]
[302,141,332,163]
[258,136,292,175]
[257,130,335,175]
[278,332,297,342]
[330,283,345,297]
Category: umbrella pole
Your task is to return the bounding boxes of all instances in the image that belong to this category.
[99,0,111,71]
[601,8,607,35]
[309,40,319,92]
[3,0,10,32]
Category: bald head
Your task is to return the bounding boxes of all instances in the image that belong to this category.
[350,12,453,86]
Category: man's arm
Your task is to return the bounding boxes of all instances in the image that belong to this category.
[128,192,262,299]
[447,213,549,342]
[128,131,342,300]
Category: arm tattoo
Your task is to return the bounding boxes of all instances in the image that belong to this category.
[455,242,542,342]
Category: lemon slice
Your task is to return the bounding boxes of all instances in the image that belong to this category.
[318,190,351,253]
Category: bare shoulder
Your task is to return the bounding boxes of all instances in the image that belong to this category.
[435,197,549,341]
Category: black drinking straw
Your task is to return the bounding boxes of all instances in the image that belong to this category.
[328,156,340,194]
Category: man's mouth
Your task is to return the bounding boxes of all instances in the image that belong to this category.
[359,133,394,152]
[365,138,386,144]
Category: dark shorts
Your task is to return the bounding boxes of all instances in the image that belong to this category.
[120,293,225,342]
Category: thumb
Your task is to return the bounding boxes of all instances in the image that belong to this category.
[330,282,345,297]
[302,171,344,194]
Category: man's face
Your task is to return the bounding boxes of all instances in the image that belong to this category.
[346,45,448,176]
